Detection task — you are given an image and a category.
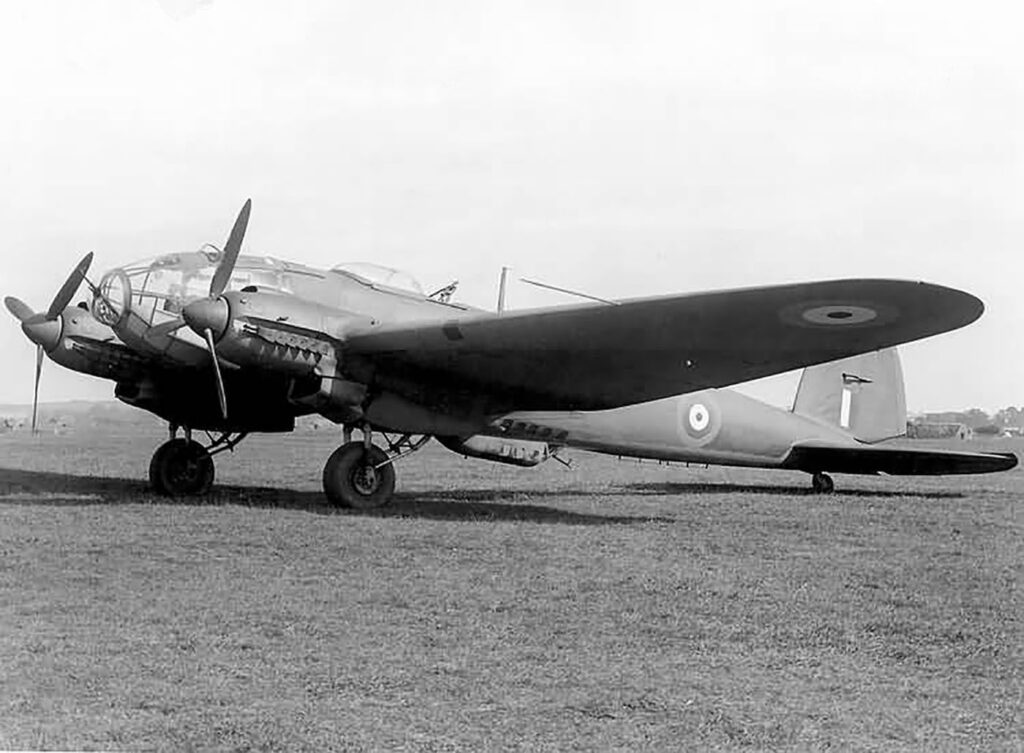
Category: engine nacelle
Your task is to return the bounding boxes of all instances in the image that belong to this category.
[190,290,371,379]
[437,435,553,467]
[41,306,146,382]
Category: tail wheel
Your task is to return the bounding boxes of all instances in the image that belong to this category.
[149,438,215,496]
[322,442,396,509]
[811,472,835,494]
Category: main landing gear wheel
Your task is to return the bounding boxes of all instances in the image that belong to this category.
[322,442,396,509]
[811,472,835,494]
[149,438,215,496]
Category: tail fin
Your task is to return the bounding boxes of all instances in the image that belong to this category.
[792,348,907,443]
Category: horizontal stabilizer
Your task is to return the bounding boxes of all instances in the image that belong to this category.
[783,444,1018,476]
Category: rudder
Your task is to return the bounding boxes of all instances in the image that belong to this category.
[792,348,906,443]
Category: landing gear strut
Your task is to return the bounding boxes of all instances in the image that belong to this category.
[149,428,248,496]
[322,430,430,509]
[811,472,834,494]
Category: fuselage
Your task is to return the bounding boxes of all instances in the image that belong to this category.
[490,387,858,470]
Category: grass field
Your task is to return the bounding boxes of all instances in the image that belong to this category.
[1,423,1021,751]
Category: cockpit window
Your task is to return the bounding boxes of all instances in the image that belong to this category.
[331,262,424,295]
[92,252,290,328]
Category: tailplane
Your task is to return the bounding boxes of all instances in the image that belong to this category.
[792,348,907,443]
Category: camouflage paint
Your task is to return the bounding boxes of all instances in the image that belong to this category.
[493,388,857,469]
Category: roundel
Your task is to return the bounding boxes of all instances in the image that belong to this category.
[689,403,710,432]
[676,394,721,447]
[778,300,898,330]
[800,305,878,326]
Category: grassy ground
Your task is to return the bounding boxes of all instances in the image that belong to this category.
[0,426,1021,750]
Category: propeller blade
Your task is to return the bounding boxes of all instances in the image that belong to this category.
[210,199,251,298]
[32,344,43,434]
[204,328,228,420]
[47,252,94,319]
[147,318,187,338]
[4,296,34,323]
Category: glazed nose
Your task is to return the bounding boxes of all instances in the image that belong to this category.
[182,297,230,340]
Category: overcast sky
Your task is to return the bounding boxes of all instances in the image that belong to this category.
[1,0,1020,412]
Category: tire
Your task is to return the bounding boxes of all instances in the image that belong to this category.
[322,442,396,509]
[149,439,215,496]
[811,472,834,494]
[148,441,173,495]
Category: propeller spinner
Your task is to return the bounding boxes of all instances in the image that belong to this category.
[4,253,94,432]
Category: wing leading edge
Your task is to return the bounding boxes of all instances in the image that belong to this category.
[344,278,983,412]
[783,444,1018,476]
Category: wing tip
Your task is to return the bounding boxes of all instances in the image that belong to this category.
[990,451,1019,472]
[919,280,984,328]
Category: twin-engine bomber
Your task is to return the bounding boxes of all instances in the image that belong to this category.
[6,200,1016,506]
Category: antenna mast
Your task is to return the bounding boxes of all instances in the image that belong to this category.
[497,266,509,314]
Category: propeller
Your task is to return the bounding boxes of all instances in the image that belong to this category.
[48,253,94,318]
[4,296,34,323]
[4,253,94,433]
[179,198,251,420]
[141,200,252,344]
[32,345,43,433]
[210,198,250,298]
[204,328,228,419]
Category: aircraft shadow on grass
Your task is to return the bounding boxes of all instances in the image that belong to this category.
[0,467,966,528]
[621,481,966,500]
[0,467,678,526]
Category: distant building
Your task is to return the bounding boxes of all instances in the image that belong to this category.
[906,421,972,440]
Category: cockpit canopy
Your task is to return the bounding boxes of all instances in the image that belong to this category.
[91,254,430,335]
[331,262,424,296]
[92,251,292,328]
